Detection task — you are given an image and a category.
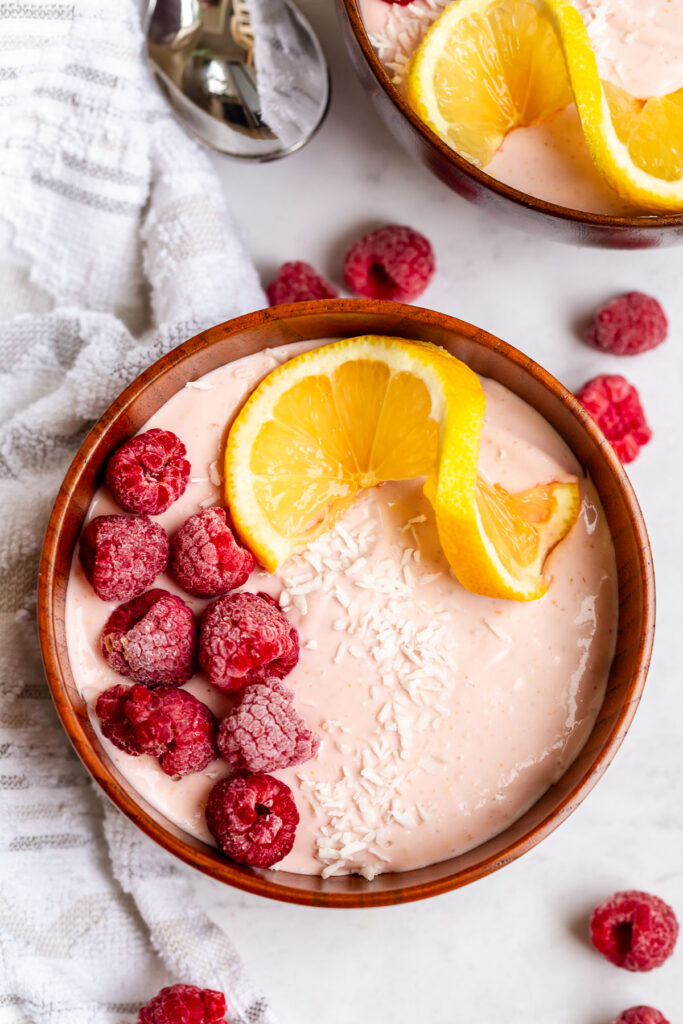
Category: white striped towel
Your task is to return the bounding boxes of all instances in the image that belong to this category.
[0,1,280,1022]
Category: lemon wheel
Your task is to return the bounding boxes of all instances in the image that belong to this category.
[224,337,579,601]
[407,0,683,211]
[406,0,572,168]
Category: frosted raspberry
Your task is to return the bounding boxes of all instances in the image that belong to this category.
[344,224,435,302]
[612,1009,670,1024]
[205,772,299,868]
[96,683,172,756]
[97,684,217,777]
[155,687,218,777]
[266,261,338,305]
[576,375,652,463]
[199,592,299,693]
[590,891,678,971]
[170,508,255,597]
[101,589,197,687]
[217,679,319,772]
[589,293,668,356]
[79,514,169,602]
[106,428,191,515]
[138,984,227,1024]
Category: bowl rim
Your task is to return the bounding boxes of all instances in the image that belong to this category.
[339,0,683,232]
[38,298,656,908]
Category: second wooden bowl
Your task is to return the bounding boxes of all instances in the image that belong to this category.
[338,0,683,249]
[38,300,655,907]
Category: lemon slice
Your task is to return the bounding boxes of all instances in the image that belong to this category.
[407,0,683,210]
[541,0,683,211]
[405,0,573,168]
[224,337,579,601]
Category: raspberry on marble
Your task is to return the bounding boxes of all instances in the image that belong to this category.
[343,224,435,302]
[588,292,667,356]
[79,514,169,602]
[205,771,299,868]
[266,261,338,305]
[106,428,191,515]
[101,588,197,687]
[590,890,678,971]
[612,1009,670,1024]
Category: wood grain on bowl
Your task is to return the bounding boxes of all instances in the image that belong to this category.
[38,299,655,908]
[337,0,683,249]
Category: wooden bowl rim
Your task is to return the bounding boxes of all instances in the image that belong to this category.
[339,0,683,232]
[38,298,655,908]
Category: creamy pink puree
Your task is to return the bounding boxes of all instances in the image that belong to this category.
[360,0,683,215]
[66,340,618,880]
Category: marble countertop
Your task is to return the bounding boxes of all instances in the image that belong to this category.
[195,3,682,1021]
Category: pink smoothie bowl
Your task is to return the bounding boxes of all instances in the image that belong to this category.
[37,300,655,907]
[337,0,683,250]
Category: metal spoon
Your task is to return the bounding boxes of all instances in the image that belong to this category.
[145,0,330,161]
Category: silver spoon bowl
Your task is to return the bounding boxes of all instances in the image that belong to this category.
[146,0,329,160]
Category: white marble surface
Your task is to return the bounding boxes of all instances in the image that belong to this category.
[192,3,683,1021]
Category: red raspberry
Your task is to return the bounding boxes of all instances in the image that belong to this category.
[97,684,217,777]
[266,261,338,305]
[589,292,668,355]
[343,224,435,302]
[590,890,678,971]
[106,428,191,515]
[79,514,169,602]
[205,771,299,868]
[155,687,218,777]
[101,589,197,687]
[199,592,299,693]
[576,375,652,463]
[96,683,172,756]
[138,984,227,1024]
[170,508,255,597]
[612,1009,670,1024]
[217,679,320,772]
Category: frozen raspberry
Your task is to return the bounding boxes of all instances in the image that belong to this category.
[205,771,299,868]
[138,984,227,1024]
[106,428,191,515]
[344,224,435,302]
[590,891,678,971]
[266,261,338,305]
[170,508,255,597]
[576,375,652,463]
[612,1009,670,1024]
[155,687,218,777]
[588,292,668,356]
[97,683,217,777]
[101,589,197,687]
[97,683,172,756]
[199,592,299,693]
[79,514,169,602]
[217,679,319,772]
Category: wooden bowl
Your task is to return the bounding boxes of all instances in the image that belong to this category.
[38,300,654,908]
[338,0,683,249]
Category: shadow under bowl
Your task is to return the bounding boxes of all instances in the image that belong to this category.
[337,0,683,249]
[38,299,655,907]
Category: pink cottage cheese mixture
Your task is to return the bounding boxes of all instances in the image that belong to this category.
[360,0,683,216]
[66,341,618,880]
